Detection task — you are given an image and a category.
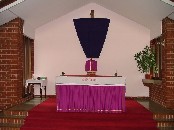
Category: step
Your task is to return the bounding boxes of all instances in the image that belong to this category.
[3,110,28,117]
[154,114,174,121]
[0,115,25,125]
[0,123,21,130]
[158,127,174,130]
[0,110,27,129]
[157,121,174,127]
[153,113,174,127]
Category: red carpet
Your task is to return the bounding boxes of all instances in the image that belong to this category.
[20,98,159,130]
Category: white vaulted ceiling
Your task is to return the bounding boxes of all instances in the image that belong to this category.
[0,0,174,39]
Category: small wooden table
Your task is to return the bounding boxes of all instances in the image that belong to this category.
[25,79,47,100]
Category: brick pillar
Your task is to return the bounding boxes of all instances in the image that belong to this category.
[162,17,174,109]
[0,18,24,110]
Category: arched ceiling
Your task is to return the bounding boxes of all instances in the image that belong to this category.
[0,0,174,39]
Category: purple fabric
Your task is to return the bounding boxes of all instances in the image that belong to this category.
[85,59,97,71]
[56,85,125,112]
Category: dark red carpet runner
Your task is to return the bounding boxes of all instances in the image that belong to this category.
[20,98,159,130]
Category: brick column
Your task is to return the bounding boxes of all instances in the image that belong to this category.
[146,18,174,109]
[162,17,174,109]
[0,18,24,110]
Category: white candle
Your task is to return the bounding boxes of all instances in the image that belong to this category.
[90,59,92,71]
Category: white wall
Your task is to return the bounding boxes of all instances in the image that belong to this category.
[35,3,150,96]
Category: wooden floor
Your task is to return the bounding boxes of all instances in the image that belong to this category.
[0,97,174,130]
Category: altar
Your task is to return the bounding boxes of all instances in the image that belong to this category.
[55,13,126,113]
[55,76,126,113]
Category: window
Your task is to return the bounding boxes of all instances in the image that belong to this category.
[23,35,34,97]
[150,35,164,80]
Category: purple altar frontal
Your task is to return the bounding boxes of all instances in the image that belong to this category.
[55,76,126,113]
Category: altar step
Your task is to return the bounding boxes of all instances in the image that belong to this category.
[0,98,174,130]
[154,114,174,128]
[2,115,173,130]
[0,97,46,130]
[0,110,26,130]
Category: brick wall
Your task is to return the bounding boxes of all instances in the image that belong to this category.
[162,17,174,109]
[0,18,25,111]
[149,84,165,106]
[148,17,174,109]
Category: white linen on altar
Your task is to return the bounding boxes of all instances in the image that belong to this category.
[55,76,126,86]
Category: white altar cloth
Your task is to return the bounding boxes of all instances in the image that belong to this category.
[55,76,126,86]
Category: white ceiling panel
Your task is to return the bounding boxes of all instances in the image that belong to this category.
[0,0,174,39]
[0,10,17,26]
[9,0,93,29]
[93,0,174,28]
